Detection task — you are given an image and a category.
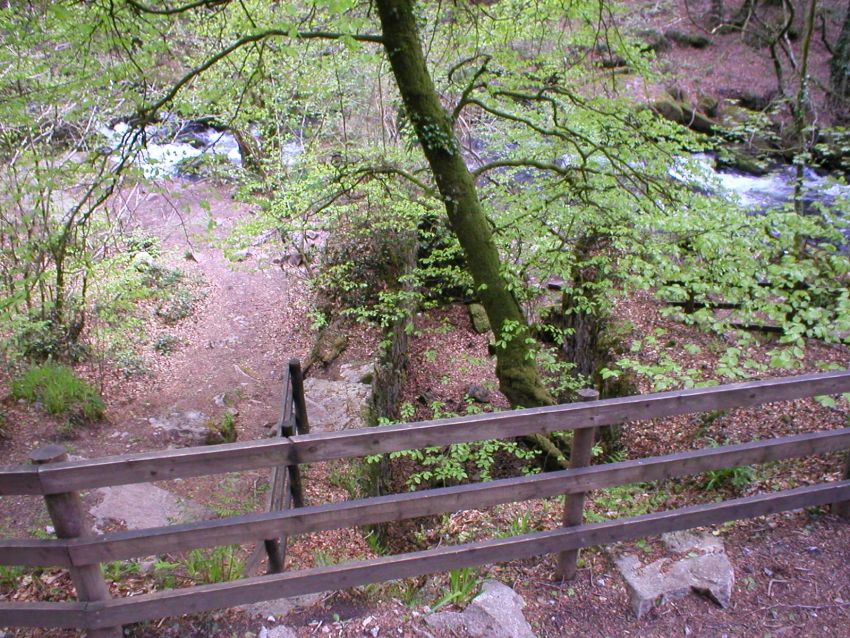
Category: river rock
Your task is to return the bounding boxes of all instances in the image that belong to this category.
[716,148,770,175]
[425,580,537,638]
[612,530,734,618]
[651,99,716,135]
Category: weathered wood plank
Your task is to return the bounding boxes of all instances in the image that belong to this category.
[34,439,294,495]
[2,371,847,495]
[67,428,850,565]
[85,481,850,628]
[0,466,42,495]
[29,446,121,638]
[0,602,88,629]
[0,539,70,567]
[289,371,850,464]
[558,388,599,579]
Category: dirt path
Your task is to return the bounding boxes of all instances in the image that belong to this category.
[0,178,315,542]
[114,180,313,450]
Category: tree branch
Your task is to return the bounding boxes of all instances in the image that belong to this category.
[126,0,232,16]
[139,29,383,121]
[472,158,577,179]
[449,54,491,123]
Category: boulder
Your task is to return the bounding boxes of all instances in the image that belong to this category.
[149,409,209,445]
[651,99,685,124]
[90,483,208,531]
[303,375,371,432]
[718,88,779,112]
[466,383,492,404]
[634,28,670,53]
[612,529,735,618]
[651,99,716,135]
[426,580,537,638]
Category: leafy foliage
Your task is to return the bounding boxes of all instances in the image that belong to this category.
[367,402,539,490]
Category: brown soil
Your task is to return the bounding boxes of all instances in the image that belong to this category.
[0,177,315,564]
[623,0,847,127]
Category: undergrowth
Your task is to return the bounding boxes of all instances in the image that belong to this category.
[11,363,105,428]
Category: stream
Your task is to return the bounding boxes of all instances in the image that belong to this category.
[686,154,850,213]
[102,120,849,240]
[101,119,302,179]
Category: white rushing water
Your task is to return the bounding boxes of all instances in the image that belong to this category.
[678,154,850,211]
[101,120,304,179]
[101,121,243,178]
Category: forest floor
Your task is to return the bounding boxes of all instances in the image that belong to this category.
[0,178,848,638]
[3,0,850,635]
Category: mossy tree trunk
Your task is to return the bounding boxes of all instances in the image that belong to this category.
[831,0,850,121]
[375,0,553,408]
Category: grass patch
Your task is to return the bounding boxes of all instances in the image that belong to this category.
[184,546,243,584]
[11,363,105,426]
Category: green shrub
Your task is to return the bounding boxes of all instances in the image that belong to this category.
[184,545,243,584]
[206,412,237,444]
[156,289,197,324]
[153,334,180,355]
[10,315,89,363]
[701,464,753,493]
[433,567,480,610]
[11,363,105,425]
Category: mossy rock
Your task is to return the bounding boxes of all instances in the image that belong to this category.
[715,148,770,176]
[811,129,850,172]
[651,99,685,124]
[634,28,670,53]
[664,29,712,49]
[306,318,350,372]
[719,89,778,112]
[206,412,237,444]
[652,99,716,135]
[697,94,720,118]
[468,303,491,334]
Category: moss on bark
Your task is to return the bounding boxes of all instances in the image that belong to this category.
[375,0,553,410]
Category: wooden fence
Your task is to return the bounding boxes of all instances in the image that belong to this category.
[1,369,850,636]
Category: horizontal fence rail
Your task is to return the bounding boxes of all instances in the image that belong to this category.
[3,482,849,630]
[1,370,849,634]
[2,370,849,496]
[2,427,850,569]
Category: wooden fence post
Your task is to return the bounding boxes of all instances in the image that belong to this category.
[833,452,850,519]
[258,359,309,575]
[557,388,599,580]
[286,358,308,508]
[30,445,122,638]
